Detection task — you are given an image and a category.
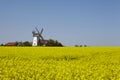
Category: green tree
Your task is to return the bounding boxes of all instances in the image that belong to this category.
[0,44,4,46]
[46,39,63,47]
[23,41,32,46]
[15,41,19,46]
[75,45,79,47]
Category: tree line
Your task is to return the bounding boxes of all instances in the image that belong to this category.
[0,39,63,47]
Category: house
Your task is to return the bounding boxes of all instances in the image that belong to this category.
[5,42,16,46]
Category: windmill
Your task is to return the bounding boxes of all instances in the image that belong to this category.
[32,27,44,46]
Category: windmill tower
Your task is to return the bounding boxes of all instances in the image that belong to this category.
[32,27,44,46]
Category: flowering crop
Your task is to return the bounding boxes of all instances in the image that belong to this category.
[0,47,120,80]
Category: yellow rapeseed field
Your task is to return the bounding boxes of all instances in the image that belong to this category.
[0,47,120,80]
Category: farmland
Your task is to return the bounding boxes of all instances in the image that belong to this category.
[0,47,120,80]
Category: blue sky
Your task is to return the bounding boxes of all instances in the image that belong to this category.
[0,0,120,46]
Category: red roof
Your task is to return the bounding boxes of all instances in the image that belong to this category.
[5,42,16,46]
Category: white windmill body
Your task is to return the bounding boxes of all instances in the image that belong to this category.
[32,35,38,46]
